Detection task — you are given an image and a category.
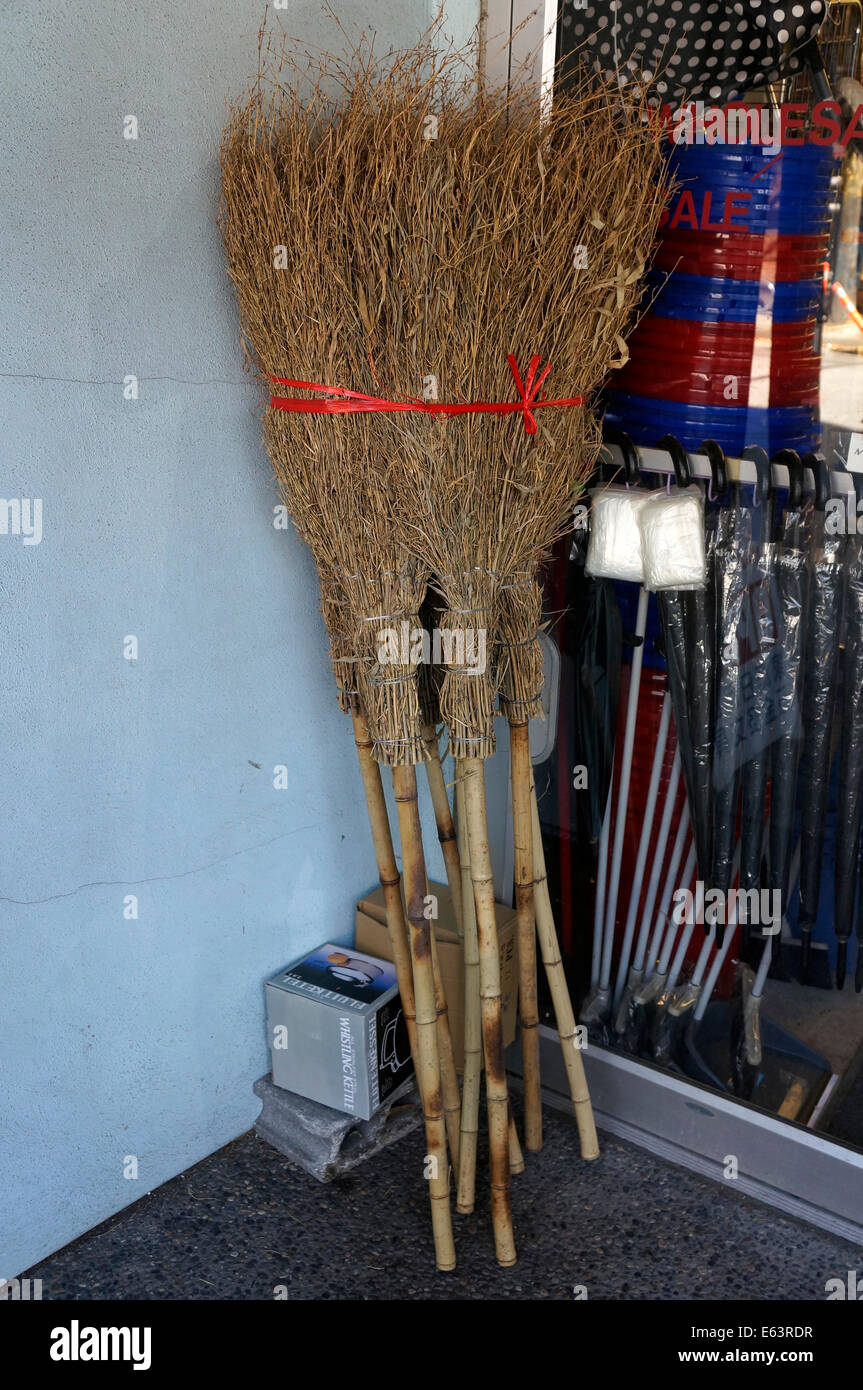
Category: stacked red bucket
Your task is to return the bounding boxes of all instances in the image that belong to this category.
[606,139,836,455]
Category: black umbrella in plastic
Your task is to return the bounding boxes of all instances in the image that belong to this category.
[766,451,808,974]
[571,427,633,844]
[834,472,863,989]
[713,448,766,945]
[653,435,715,897]
[856,831,863,993]
[798,476,846,981]
[738,451,778,940]
[572,568,622,846]
[683,439,722,897]
[713,550,744,901]
[559,0,829,108]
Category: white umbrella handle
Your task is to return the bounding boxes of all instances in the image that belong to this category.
[752,932,773,1000]
[694,891,743,1022]
[667,841,741,992]
[599,585,650,993]
[612,690,672,1010]
[690,916,717,990]
[590,773,614,990]
[659,843,698,984]
[631,747,682,974]
[644,802,691,978]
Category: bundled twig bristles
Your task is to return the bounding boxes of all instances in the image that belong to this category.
[349,567,429,767]
[220,29,668,760]
[265,409,429,764]
[496,575,546,723]
[318,576,357,711]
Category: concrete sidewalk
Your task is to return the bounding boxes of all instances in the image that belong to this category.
[21,1107,863,1301]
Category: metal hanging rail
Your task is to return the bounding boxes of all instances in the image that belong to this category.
[602,441,857,495]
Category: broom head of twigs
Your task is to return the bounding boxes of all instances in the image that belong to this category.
[219,22,672,759]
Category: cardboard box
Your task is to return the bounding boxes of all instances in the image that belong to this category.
[355,880,517,1071]
[266,944,414,1120]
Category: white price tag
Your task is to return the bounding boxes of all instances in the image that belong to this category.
[847,433,863,473]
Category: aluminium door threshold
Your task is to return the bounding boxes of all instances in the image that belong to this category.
[508,1025,863,1246]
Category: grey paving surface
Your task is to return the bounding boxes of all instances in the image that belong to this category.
[24,1107,863,1301]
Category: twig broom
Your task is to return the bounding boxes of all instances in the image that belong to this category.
[221,24,669,1266]
[220,47,461,1269]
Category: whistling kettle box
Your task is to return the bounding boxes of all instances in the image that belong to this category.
[266,944,413,1119]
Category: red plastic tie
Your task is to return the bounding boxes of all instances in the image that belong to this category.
[268,354,584,437]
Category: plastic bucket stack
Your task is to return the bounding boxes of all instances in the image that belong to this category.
[606,140,836,457]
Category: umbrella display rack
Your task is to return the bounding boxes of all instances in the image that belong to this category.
[506,435,863,1244]
[487,0,863,1256]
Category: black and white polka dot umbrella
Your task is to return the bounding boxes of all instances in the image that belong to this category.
[560,0,828,106]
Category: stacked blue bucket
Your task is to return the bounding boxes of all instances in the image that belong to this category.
[605,139,836,457]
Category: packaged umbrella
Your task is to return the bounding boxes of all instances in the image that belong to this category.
[652,477,715,891]
[682,445,726,900]
[834,514,863,987]
[638,487,707,592]
[570,482,623,847]
[738,526,776,920]
[585,485,650,584]
[761,505,806,973]
[713,505,753,905]
[855,825,863,994]
[798,509,845,979]
[767,497,810,957]
[571,572,622,849]
[735,447,778,928]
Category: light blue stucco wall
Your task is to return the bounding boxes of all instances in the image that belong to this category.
[0,0,482,1277]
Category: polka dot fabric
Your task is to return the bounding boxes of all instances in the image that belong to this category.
[560,0,825,106]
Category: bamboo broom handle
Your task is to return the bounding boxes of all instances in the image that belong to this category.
[422,724,464,936]
[455,763,481,1213]
[530,773,599,1162]
[457,764,523,1201]
[352,706,456,1261]
[393,763,456,1271]
[429,924,461,1171]
[508,1111,525,1174]
[509,720,542,1152]
[353,705,459,1170]
[419,725,463,1166]
[350,704,418,1060]
[462,757,517,1266]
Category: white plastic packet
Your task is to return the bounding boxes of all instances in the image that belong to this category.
[585,485,651,584]
[638,487,707,591]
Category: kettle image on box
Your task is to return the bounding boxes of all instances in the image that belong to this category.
[325,952,385,989]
